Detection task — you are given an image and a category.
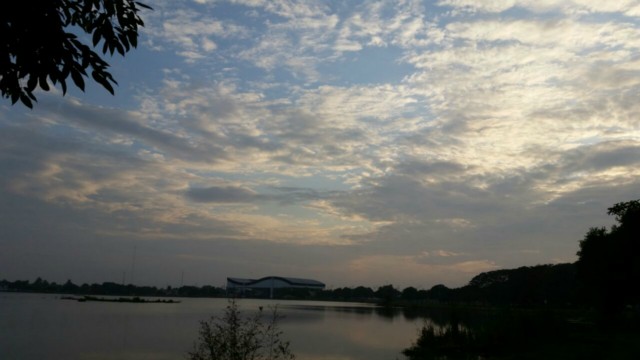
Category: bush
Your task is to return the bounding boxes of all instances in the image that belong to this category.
[188,298,295,360]
[403,309,572,360]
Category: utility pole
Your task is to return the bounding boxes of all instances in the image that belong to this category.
[130,245,137,286]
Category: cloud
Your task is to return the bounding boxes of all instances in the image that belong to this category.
[339,1,432,49]
[36,97,227,163]
[438,0,640,15]
[186,185,259,203]
[144,4,250,61]
[2,0,640,289]
[185,184,337,207]
[558,140,640,173]
[345,254,498,287]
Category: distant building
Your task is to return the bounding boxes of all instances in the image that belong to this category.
[226,276,325,298]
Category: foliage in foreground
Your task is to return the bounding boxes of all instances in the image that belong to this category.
[188,298,295,360]
[403,307,640,360]
[576,199,640,318]
[403,309,577,360]
[1,0,151,108]
[403,199,640,360]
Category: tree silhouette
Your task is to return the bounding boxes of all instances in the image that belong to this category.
[576,199,640,317]
[188,299,295,360]
[375,284,400,304]
[401,286,420,300]
[1,0,151,108]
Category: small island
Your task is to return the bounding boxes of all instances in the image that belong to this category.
[61,295,180,304]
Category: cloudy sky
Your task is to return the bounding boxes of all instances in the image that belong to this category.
[2,0,639,289]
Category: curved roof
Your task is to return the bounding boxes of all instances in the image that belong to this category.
[227,276,325,288]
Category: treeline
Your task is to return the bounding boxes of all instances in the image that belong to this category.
[0,278,225,297]
[0,263,579,306]
[424,263,578,307]
[316,263,579,307]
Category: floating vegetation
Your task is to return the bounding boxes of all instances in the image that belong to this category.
[61,295,180,303]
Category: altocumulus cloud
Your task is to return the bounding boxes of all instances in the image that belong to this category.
[186,185,260,203]
[1,0,640,288]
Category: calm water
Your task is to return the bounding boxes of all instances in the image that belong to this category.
[0,293,429,360]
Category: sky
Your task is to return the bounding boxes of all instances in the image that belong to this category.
[1,0,639,290]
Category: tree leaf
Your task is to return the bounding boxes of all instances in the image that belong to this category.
[39,75,50,91]
[92,71,115,95]
[115,42,125,56]
[20,93,34,109]
[136,2,153,10]
[129,32,138,48]
[27,76,38,92]
[60,79,68,95]
[71,69,85,91]
[118,32,130,51]
[92,28,102,46]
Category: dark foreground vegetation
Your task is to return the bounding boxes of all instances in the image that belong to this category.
[402,199,640,359]
[188,299,294,360]
[403,307,640,360]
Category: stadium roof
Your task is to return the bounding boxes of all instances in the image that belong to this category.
[227,276,325,288]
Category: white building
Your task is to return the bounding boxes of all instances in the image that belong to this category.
[226,276,325,298]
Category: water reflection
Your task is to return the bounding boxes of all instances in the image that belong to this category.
[0,294,433,360]
[279,301,427,321]
[273,301,426,359]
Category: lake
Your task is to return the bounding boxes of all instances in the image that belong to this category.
[0,293,428,360]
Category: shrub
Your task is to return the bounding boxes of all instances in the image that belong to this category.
[188,298,295,360]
